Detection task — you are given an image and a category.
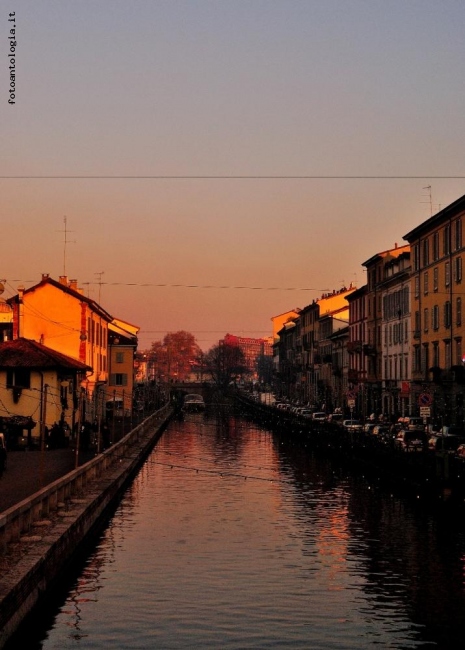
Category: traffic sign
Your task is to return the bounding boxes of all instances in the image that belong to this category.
[348,399,356,408]
[420,407,431,417]
[418,393,433,407]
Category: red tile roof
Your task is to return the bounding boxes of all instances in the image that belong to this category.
[0,339,91,371]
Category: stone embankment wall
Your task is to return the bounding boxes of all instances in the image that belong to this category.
[0,404,172,648]
[235,393,465,502]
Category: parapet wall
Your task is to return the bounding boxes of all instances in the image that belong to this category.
[0,403,173,648]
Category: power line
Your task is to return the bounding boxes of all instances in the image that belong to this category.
[5,280,330,292]
[1,175,465,180]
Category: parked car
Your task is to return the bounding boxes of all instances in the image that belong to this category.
[363,423,376,434]
[428,434,464,453]
[455,444,465,460]
[404,417,425,431]
[342,419,363,433]
[327,413,344,425]
[371,425,390,437]
[298,409,314,419]
[394,429,427,451]
[0,433,6,473]
[312,412,327,422]
[441,426,465,438]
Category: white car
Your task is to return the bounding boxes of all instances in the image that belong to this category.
[312,412,326,422]
[342,419,363,432]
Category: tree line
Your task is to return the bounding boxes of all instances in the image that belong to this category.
[145,330,247,390]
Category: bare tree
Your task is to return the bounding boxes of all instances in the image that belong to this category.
[149,331,201,382]
[204,341,247,390]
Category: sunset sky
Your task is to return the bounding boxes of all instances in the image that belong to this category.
[3,0,465,350]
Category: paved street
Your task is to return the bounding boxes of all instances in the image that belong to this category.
[0,447,95,513]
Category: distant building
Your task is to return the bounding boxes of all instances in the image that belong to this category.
[362,245,410,417]
[222,333,273,379]
[271,310,301,343]
[108,318,140,416]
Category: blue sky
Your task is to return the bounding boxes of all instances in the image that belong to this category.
[3,1,465,349]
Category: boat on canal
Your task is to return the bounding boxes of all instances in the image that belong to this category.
[182,393,206,412]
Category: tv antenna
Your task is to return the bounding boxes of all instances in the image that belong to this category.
[95,271,105,304]
[59,216,76,276]
[421,185,433,217]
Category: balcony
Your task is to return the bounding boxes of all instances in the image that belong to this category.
[363,344,377,356]
[347,340,362,354]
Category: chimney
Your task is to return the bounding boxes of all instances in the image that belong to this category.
[59,276,68,286]
[69,279,78,291]
[41,273,49,281]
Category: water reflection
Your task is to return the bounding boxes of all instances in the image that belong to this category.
[9,411,465,649]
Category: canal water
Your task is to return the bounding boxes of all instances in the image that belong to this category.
[10,410,465,649]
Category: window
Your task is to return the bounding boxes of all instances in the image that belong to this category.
[414,311,420,337]
[455,338,462,366]
[414,345,421,372]
[415,276,420,298]
[422,344,429,374]
[413,244,420,271]
[433,231,440,261]
[110,373,128,386]
[116,352,124,363]
[444,301,452,329]
[433,267,439,292]
[457,297,462,327]
[444,340,451,369]
[423,308,429,332]
[454,256,462,283]
[455,218,462,250]
[423,271,429,295]
[422,238,429,266]
[444,224,451,255]
[433,342,439,367]
[432,305,439,330]
[6,368,31,389]
[445,261,450,287]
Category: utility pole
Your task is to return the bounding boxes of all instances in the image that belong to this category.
[95,271,104,304]
[60,216,76,277]
[422,185,433,217]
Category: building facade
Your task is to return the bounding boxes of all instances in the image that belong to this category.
[404,194,465,426]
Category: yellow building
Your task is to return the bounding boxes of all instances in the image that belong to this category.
[0,338,90,449]
[8,274,113,421]
[271,309,301,343]
[107,318,140,414]
[403,193,465,425]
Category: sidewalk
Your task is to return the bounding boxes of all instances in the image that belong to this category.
[0,447,95,513]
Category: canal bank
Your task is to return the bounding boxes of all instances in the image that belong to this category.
[234,392,465,505]
[0,404,173,648]
[10,409,465,650]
